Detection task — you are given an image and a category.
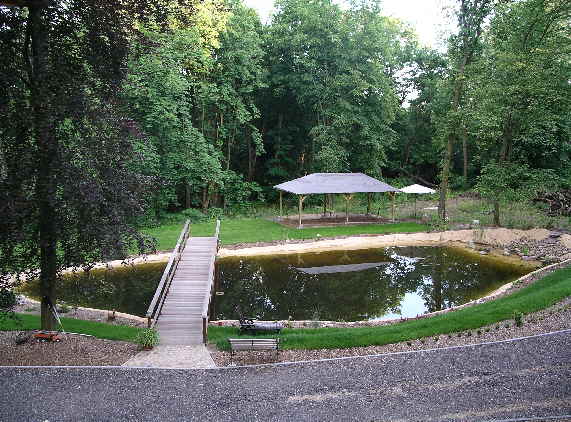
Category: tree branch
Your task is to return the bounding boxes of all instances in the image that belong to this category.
[399,167,438,188]
[22,12,33,87]
[0,0,50,7]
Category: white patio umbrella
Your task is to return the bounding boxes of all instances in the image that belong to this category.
[399,184,436,217]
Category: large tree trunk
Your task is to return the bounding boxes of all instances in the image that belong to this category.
[201,184,210,212]
[439,134,454,220]
[493,115,515,226]
[439,58,467,221]
[247,130,257,181]
[438,0,491,221]
[185,182,191,209]
[493,200,501,226]
[462,125,469,185]
[29,4,58,330]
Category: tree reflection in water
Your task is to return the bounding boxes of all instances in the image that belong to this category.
[215,247,529,322]
[19,261,167,317]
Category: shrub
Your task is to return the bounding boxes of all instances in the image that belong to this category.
[0,289,18,323]
[428,214,449,232]
[207,207,224,221]
[135,327,159,349]
[513,310,524,327]
[219,172,265,216]
[180,208,208,223]
[0,289,16,311]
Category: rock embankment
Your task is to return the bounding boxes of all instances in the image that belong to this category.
[506,232,571,264]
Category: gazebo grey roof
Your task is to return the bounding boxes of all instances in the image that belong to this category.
[274,173,400,195]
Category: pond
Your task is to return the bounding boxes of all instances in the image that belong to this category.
[19,261,167,317]
[18,246,531,321]
[212,246,531,322]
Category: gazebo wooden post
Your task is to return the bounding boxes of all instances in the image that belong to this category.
[298,195,306,228]
[279,190,283,217]
[323,194,327,216]
[391,192,396,222]
[343,194,353,223]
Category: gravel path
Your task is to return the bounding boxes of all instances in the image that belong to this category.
[1,330,570,421]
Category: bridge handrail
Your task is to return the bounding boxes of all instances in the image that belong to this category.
[146,219,191,328]
[202,219,221,342]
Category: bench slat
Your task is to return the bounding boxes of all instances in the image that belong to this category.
[231,342,278,345]
[232,345,278,351]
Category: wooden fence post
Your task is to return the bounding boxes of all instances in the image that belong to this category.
[298,195,307,227]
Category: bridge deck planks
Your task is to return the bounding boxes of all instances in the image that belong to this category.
[155,236,217,346]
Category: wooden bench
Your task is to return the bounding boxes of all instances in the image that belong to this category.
[239,318,283,335]
[228,338,280,364]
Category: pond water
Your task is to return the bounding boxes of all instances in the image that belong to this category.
[212,247,530,322]
[19,261,167,317]
[18,246,531,321]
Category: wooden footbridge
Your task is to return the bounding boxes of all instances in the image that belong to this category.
[146,220,220,345]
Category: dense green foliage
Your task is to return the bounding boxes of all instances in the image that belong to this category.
[2,0,569,226]
[116,0,570,220]
[467,0,571,224]
[0,1,158,329]
[209,265,571,350]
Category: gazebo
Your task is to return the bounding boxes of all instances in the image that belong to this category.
[274,173,400,227]
[399,184,436,217]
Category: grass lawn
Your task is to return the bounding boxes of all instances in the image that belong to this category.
[208,266,571,351]
[0,313,141,342]
[144,218,428,251]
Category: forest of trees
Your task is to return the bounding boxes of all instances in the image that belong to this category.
[2,0,569,217]
[0,0,569,327]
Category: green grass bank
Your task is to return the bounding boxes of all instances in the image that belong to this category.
[208,265,571,351]
[0,313,140,342]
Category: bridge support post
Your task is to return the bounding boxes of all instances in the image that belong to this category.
[202,317,207,344]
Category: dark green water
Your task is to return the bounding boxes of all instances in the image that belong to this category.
[213,247,531,322]
[18,247,531,321]
[19,261,167,317]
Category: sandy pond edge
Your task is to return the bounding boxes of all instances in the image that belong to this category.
[217,227,569,257]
